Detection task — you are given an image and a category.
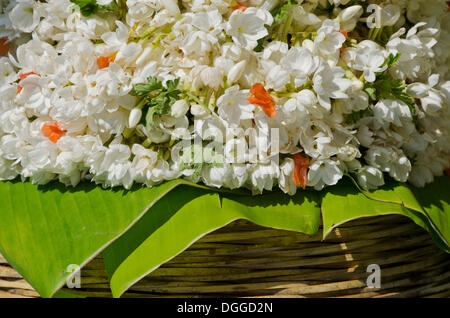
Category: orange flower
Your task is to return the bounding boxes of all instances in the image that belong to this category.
[42,122,66,143]
[339,30,348,40]
[293,154,310,190]
[247,83,277,118]
[17,71,40,94]
[0,38,9,56]
[97,52,117,69]
[232,2,247,11]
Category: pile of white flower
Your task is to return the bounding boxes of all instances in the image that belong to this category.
[0,0,448,194]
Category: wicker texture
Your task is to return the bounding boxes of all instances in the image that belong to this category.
[1,215,449,298]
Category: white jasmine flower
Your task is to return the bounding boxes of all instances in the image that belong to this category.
[280,47,318,87]
[307,159,344,190]
[279,158,297,195]
[265,65,290,91]
[407,74,443,114]
[100,21,142,66]
[353,50,387,82]
[356,166,385,191]
[9,0,41,33]
[262,41,289,63]
[201,164,230,189]
[249,161,280,194]
[314,20,346,56]
[226,7,273,50]
[217,86,255,128]
[171,99,190,118]
[365,146,412,183]
[373,99,412,127]
[227,60,247,85]
[313,62,351,110]
[96,144,133,189]
[162,0,180,15]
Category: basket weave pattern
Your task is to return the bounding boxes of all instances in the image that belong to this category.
[1,215,449,298]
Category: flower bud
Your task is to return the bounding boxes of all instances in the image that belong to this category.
[170,99,189,118]
[128,108,142,128]
[163,0,180,15]
[136,47,152,66]
[338,5,363,23]
[338,5,363,31]
[357,166,385,191]
[227,60,247,85]
[148,129,170,144]
[301,39,314,52]
[191,103,208,118]
[201,67,222,89]
[381,5,401,27]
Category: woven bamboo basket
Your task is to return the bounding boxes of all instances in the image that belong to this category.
[1,215,449,298]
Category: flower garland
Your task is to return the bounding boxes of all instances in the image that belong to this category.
[0,0,448,195]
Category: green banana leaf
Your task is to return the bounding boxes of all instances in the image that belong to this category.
[102,186,321,297]
[0,178,193,297]
[321,177,450,253]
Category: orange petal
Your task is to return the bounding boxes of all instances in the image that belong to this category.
[233,4,247,11]
[247,97,277,117]
[293,154,310,190]
[261,105,277,118]
[19,71,40,81]
[339,30,348,40]
[250,83,271,101]
[247,97,270,108]
[97,52,117,69]
[0,38,9,56]
[97,56,110,69]
[42,122,66,143]
[248,83,277,117]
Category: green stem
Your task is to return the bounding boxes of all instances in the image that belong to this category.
[135,96,148,109]
[142,138,152,148]
[204,87,214,112]
[185,91,201,105]
[282,10,295,43]
[117,0,127,21]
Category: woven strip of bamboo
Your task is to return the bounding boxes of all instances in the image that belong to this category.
[1,215,449,298]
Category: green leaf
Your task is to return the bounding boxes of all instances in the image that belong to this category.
[130,76,163,96]
[408,177,450,251]
[70,0,98,16]
[271,0,298,25]
[102,186,321,297]
[344,107,373,125]
[321,177,450,252]
[131,77,183,131]
[144,106,157,130]
[0,178,192,297]
[165,78,180,91]
[363,86,377,101]
[70,0,118,17]
[381,53,401,69]
[0,174,448,298]
[363,72,417,121]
